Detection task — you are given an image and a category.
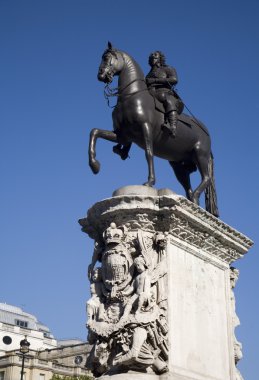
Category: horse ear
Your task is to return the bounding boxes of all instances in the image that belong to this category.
[108,41,113,50]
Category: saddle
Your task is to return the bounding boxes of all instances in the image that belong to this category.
[149,87,184,115]
[149,88,210,135]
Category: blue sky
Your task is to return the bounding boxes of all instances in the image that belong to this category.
[0,0,258,378]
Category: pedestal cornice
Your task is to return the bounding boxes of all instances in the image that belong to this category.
[79,187,253,266]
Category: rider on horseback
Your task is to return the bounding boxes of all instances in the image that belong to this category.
[94,44,218,217]
[113,50,184,160]
[146,51,183,137]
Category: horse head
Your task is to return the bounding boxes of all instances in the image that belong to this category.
[97,42,124,84]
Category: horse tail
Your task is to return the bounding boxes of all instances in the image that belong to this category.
[205,153,219,217]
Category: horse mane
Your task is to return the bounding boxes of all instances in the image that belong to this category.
[120,51,145,79]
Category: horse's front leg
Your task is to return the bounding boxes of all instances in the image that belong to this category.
[89,129,118,174]
[142,122,155,186]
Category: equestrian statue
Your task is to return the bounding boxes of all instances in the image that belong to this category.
[89,42,219,217]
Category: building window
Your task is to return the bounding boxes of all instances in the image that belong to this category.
[0,371,5,380]
[2,336,12,345]
[39,375,45,380]
[15,319,28,328]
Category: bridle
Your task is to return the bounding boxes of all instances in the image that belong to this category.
[102,51,147,108]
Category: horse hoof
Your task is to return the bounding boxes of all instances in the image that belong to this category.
[192,197,200,205]
[187,191,194,202]
[143,180,155,187]
[89,159,100,174]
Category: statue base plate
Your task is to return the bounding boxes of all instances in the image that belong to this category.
[112,185,176,197]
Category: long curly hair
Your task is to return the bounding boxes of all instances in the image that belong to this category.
[148,51,166,66]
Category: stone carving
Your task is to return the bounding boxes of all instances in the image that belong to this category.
[80,193,253,268]
[86,222,168,377]
[230,267,243,380]
[168,212,242,264]
[87,267,105,323]
[80,190,254,380]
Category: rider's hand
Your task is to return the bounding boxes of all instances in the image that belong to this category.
[146,78,156,84]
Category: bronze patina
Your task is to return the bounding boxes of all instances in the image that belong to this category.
[89,42,218,217]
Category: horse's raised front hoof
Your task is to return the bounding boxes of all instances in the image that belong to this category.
[89,159,100,174]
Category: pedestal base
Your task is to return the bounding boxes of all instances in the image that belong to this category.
[80,186,253,380]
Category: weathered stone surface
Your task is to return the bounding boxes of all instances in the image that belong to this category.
[112,185,176,197]
[79,187,253,379]
[99,373,159,379]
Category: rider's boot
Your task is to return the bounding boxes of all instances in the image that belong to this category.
[113,144,123,157]
[113,143,131,160]
[162,111,178,138]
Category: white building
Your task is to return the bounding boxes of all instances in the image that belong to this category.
[0,303,57,355]
[0,303,91,380]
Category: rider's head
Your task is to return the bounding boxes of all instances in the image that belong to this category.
[148,51,166,67]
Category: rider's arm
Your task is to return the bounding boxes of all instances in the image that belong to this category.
[157,67,178,86]
[145,67,178,86]
[147,67,177,87]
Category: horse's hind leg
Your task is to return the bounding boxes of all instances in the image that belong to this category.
[192,144,211,205]
[169,161,193,201]
[142,122,155,186]
[89,128,118,174]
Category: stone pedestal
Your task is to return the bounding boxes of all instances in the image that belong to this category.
[79,186,253,380]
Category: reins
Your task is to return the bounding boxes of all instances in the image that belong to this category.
[172,88,210,136]
[103,74,209,137]
[104,79,147,108]
[104,84,119,108]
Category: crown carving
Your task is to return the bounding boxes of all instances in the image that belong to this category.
[103,222,127,246]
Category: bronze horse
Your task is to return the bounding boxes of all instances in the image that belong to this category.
[89,43,219,217]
